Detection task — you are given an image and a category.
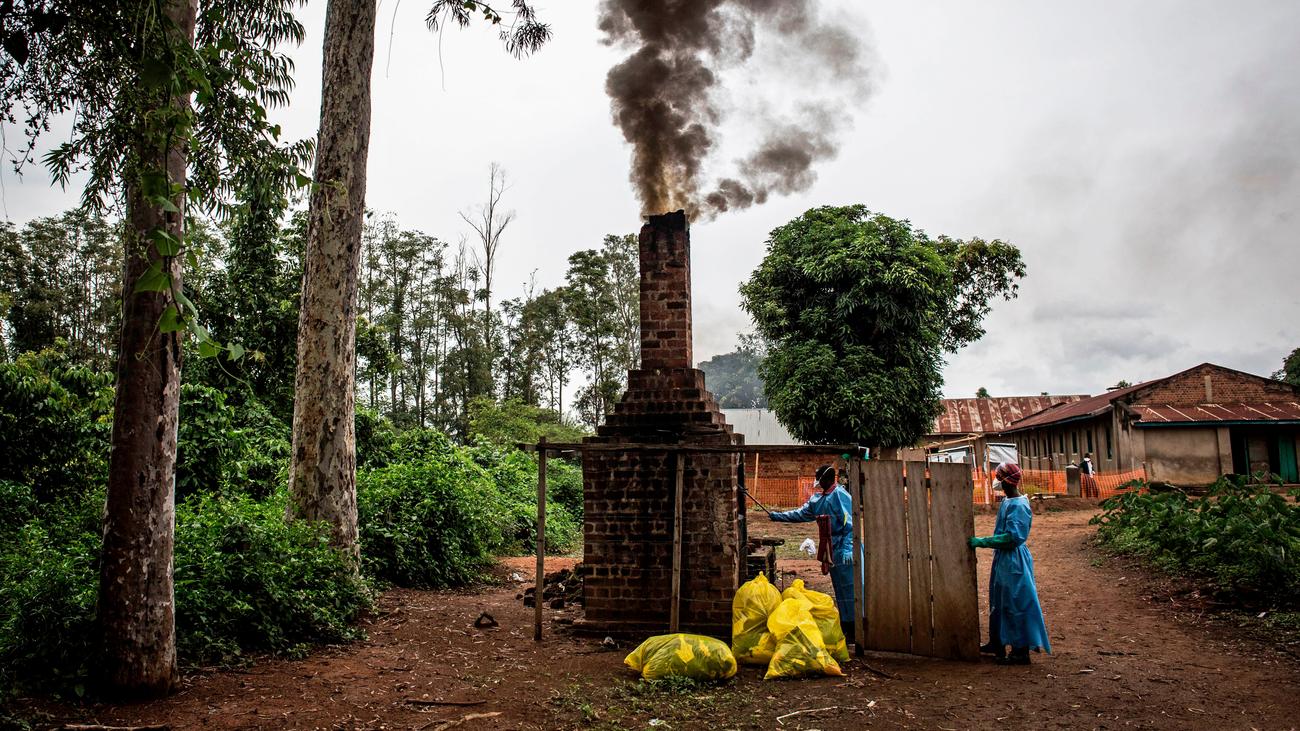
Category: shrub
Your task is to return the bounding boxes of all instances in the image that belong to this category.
[358,452,503,587]
[1092,476,1300,604]
[468,446,581,554]
[0,486,371,698]
[176,385,291,499]
[174,491,373,666]
[0,486,102,698]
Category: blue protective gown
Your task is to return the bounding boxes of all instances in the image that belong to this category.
[988,495,1052,653]
[770,485,855,621]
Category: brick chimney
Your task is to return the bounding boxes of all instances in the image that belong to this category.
[639,210,693,370]
[578,210,742,636]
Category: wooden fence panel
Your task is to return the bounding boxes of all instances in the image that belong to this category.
[863,460,910,653]
[927,462,980,661]
[850,458,866,652]
[904,462,933,656]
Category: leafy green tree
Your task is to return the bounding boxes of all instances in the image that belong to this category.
[1274,348,1300,387]
[976,386,990,398]
[564,234,639,428]
[2,0,310,694]
[467,395,588,448]
[740,205,1025,447]
[0,211,120,368]
[698,334,768,408]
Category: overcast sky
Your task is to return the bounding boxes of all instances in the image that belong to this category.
[3,0,1297,399]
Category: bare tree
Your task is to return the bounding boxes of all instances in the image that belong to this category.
[460,162,515,379]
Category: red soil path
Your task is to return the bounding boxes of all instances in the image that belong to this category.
[26,508,1300,730]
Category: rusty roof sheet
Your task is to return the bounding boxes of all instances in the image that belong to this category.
[1000,379,1160,432]
[1134,402,1300,424]
[931,395,1088,435]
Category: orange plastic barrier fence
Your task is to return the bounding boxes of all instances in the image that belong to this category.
[970,467,1147,505]
[746,476,818,510]
[747,467,1148,510]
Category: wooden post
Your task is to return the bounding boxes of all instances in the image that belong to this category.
[534,436,547,642]
[670,453,684,633]
[736,454,748,588]
[851,457,866,654]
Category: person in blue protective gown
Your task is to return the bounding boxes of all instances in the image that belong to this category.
[769,464,855,641]
[969,461,1052,665]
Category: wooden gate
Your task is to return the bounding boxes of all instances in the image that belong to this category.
[851,460,979,660]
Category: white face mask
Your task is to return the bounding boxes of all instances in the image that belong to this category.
[993,479,1003,492]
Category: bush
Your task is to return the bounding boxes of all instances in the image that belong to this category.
[357,453,503,588]
[1091,476,1300,604]
[0,486,102,697]
[176,385,291,499]
[468,445,581,554]
[0,485,371,698]
[175,491,373,666]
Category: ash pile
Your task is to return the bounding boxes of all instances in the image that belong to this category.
[520,564,584,609]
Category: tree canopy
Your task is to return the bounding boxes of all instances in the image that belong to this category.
[1274,348,1300,387]
[739,205,1025,447]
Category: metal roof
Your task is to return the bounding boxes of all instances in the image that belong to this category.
[930,395,1088,435]
[720,408,802,445]
[1134,402,1300,425]
[1001,380,1159,432]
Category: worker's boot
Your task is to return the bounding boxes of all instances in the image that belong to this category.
[995,648,1030,665]
[841,621,855,645]
[979,642,1005,657]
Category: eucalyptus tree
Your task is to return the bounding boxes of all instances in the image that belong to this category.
[289,0,551,554]
[740,205,1025,448]
[1,0,309,696]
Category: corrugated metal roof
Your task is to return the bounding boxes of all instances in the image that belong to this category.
[931,395,1088,435]
[720,408,802,445]
[1001,379,1159,432]
[1135,402,1300,424]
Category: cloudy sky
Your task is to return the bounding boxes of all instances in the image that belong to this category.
[3,0,1297,399]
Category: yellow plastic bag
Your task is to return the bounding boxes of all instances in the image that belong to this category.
[781,579,850,663]
[624,634,738,681]
[764,598,843,680]
[732,574,782,665]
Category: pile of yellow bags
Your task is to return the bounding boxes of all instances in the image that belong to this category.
[732,575,845,679]
[782,579,850,664]
[624,633,738,681]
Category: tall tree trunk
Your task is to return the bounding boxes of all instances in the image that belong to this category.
[98,0,196,696]
[289,0,376,557]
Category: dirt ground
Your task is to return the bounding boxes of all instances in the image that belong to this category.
[21,506,1300,730]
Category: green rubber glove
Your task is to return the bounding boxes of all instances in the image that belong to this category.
[969,533,1016,549]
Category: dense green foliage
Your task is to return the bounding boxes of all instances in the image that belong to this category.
[739,205,1025,446]
[1275,347,1300,387]
[697,334,768,409]
[0,352,583,699]
[0,483,371,698]
[1092,477,1300,604]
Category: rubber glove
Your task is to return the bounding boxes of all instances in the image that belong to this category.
[969,533,1016,549]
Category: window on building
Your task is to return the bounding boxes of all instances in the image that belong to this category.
[1059,433,1065,453]
[1071,431,1078,455]
[1087,429,1094,454]
[1105,426,1113,460]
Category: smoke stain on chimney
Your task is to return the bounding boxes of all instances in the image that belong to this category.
[600,0,876,219]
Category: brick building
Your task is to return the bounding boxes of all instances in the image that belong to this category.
[998,363,1300,484]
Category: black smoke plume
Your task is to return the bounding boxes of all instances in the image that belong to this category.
[600,0,874,218]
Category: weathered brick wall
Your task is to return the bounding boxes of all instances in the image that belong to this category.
[580,211,740,635]
[1135,364,1299,405]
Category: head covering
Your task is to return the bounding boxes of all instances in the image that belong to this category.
[815,464,836,487]
[995,462,1022,487]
